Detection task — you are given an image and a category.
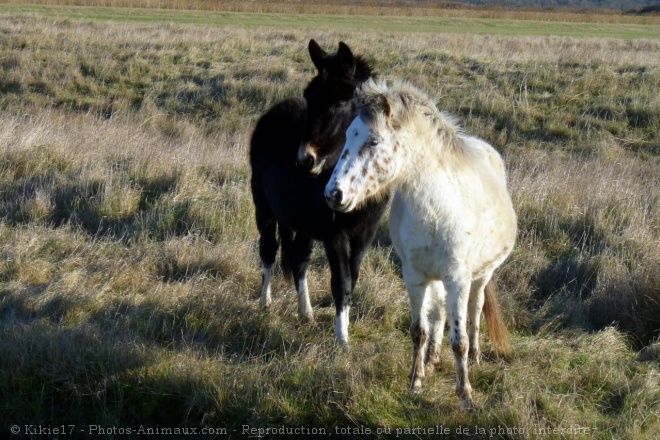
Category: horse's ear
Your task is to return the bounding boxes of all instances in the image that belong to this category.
[399,94,411,111]
[337,42,356,78]
[380,95,391,119]
[309,39,327,72]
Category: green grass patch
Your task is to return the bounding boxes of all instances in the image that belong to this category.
[0,3,659,39]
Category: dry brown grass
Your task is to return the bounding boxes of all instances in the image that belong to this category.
[0,12,658,438]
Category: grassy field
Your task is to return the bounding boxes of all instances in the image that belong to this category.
[0,6,659,440]
[6,0,660,24]
[2,3,660,39]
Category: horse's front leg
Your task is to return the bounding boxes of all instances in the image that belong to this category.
[402,265,430,393]
[347,226,376,288]
[425,281,447,374]
[324,234,352,347]
[280,227,315,322]
[445,270,475,410]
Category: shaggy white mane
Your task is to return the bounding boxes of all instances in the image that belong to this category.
[357,79,476,167]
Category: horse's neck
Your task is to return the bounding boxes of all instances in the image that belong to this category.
[398,152,449,217]
[396,130,467,220]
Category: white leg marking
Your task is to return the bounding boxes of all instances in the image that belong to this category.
[259,262,272,308]
[296,275,314,322]
[335,306,350,347]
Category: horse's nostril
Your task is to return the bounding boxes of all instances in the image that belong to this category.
[331,189,343,205]
[298,153,315,170]
[325,188,343,208]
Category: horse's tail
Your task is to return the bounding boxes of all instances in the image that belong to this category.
[483,281,511,359]
[278,224,293,283]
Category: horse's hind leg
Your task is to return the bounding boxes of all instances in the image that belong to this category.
[445,270,475,410]
[251,180,278,308]
[281,227,314,322]
[467,273,491,365]
[425,281,446,374]
[402,265,430,393]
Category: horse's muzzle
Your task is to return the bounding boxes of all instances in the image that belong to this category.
[325,188,350,212]
[297,151,315,171]
[297,154,325,176]
[297,145,326,175]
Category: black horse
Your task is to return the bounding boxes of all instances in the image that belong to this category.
[250,40,389,346]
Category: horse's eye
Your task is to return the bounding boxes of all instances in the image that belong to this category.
[366,138,378,148]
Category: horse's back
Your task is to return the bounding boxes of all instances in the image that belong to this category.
[456,135,516,274]
[459,135,508,184]
[250,96,306,174]
[390,134,516,279]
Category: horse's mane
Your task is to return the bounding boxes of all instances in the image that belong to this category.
[354,55,376,83]
[358,80,477,166]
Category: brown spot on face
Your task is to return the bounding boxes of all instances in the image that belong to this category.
[359,144,374,159]
[368,175,375,181]
[350,175,356,184]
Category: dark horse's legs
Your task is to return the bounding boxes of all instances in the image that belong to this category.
[252,175,315,319]
[323,221,381,347]
[251,178,279,308]
[349,234,373,291]
[324,234,352,346]
[279,225,315,322]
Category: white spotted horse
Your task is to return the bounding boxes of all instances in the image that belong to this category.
[325,80,516,409]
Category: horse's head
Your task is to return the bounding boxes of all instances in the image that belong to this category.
[297,40,374,175]
[325,81,403,212]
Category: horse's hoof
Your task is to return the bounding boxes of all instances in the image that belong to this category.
[259,298,271,308]
[337,339,349,351]
[459,398,476,411]
[299,312,315,324]
[425,354,441,374]
[468,348,481,365]
[408,380,423,394]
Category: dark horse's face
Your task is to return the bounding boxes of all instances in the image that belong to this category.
[297,40,371,175]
